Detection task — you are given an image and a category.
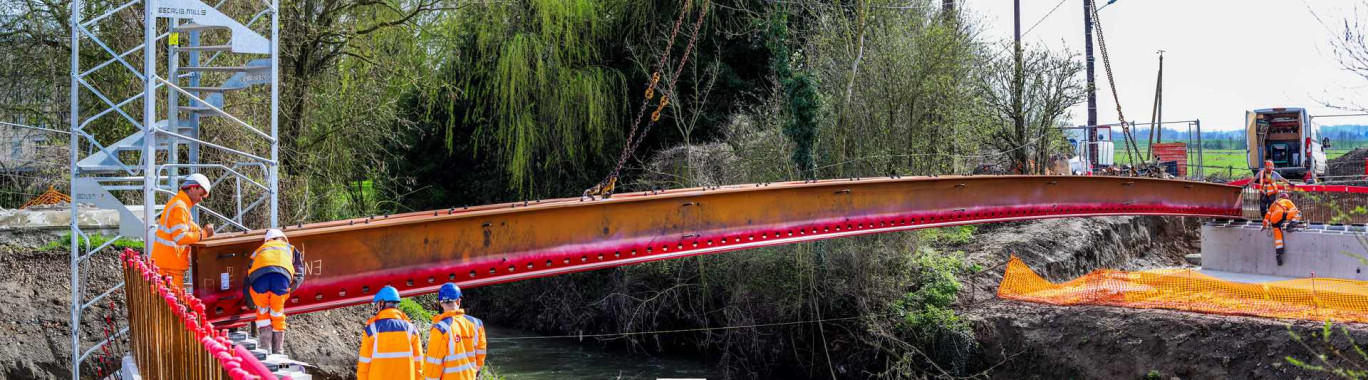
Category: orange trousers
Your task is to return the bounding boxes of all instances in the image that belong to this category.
[250,289,290,331]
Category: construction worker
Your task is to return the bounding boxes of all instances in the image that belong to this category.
[150,173,215,286]
[423,283,487,380]
[1262,192,1303,266]
[246,228,305,354]
[358,286,423,380]
[1248,160,1291,217]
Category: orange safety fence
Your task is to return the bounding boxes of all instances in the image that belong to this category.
[997,256,1368,323]
[19,186,70,209]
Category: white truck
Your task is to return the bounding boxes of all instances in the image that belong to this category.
[1244,107,1328,178]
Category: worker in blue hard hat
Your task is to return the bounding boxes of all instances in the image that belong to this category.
[357,285,423,380]
[423,283,487,380]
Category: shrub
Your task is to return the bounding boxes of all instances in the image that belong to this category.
[41,233,143,252]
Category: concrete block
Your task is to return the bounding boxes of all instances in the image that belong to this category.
[119,353,141,380]
[1202,223,1368,280]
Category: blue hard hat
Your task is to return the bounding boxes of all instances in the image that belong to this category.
[373,285,401,303]
[438,283,462,301]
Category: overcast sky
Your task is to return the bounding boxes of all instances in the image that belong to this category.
[968,0,1368,130]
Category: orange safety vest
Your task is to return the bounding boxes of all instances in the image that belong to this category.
[1256,170,1283,196]
[1264,198,1302,226]
[423,310,486,380]
[248,240,296,277]
[150,191,204,271]
[358,308,424,380]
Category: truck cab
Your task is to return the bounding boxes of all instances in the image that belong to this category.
[1245,107,1328,177]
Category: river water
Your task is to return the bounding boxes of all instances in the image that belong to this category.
[484,325,714,379]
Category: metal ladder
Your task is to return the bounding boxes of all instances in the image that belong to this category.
[68,0,280,376]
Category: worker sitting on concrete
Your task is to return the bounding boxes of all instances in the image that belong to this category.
[1262,192,1303,266]
[423,283,487,380]
[246,228,305,354]
[150,173,215,287]
[1249,160,1291,217]
[358,285,423,380]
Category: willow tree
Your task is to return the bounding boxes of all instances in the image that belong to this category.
[446,0,624,194]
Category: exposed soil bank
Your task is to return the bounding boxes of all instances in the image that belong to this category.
[966,301,1368,379]
[955,216,1368,379]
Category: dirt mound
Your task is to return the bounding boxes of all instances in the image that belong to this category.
[967,301,1368,379]
[1328,148,1368,177]
[0,245,125,379]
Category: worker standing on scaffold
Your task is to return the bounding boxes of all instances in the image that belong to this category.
[358,285,424,380]
[1248,160,1292,217]
[423,283,487,380]
[1262,192,1303,266]
[246,228,305,354]
[150,173,215,287]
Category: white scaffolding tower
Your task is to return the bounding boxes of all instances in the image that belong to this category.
[68,0,280,376]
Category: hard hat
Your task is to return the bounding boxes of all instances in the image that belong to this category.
[438,283,462,301]
[182,173,213,194]
[1279,191,1292,199]
[263,228,286,242]
[373,286,401,303]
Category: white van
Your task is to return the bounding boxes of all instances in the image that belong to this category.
[1245,107,1328,177]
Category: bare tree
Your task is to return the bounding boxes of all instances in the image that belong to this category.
[975,45,1083,174]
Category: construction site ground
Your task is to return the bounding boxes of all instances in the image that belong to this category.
[8,215,1368,379]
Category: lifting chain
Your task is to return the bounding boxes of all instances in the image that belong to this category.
[585,0,711,200]
[1089,3,1143,170]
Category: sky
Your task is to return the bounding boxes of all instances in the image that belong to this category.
[969,0,1368,131]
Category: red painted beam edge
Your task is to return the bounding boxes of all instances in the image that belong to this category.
[207,202,1239,327]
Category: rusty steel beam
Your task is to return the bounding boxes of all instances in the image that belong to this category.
[191,176,1242,326]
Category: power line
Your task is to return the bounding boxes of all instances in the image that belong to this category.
[984,0,1071,63]
[1023,0,1068,38]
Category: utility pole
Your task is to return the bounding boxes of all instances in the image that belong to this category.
[1146,50,1164,161]
[1014,0,1025,172]
[1084,0,1098,167]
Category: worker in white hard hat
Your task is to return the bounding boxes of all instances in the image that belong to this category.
[246,228,306,354]
[150,173,215,287]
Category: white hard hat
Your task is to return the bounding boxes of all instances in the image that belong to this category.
[264,228,286,242]
[182,173,213,194]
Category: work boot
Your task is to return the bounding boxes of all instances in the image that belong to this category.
[256,325,272,349]
[272,330,286,355]
[1276,248,1286,266]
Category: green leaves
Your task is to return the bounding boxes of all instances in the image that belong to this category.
[451,0,623,194]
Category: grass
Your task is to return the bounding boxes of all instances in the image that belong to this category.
[40,232,143,252]
[917,225,977,246]
[1112,148,1355,177]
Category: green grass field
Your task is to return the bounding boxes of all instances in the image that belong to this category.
[1112,148,1354,176]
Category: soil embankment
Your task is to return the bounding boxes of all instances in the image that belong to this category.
[955,216,1368,379]
[0,244,122,379]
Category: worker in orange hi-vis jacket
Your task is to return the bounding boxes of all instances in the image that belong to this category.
[1248,160,1291,217]
[423,283,487,380]
[358,286,423,380]
[1262,192,1303,266]
[150,173,215,287]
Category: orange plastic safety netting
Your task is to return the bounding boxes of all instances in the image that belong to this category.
[997,256,1368,323]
